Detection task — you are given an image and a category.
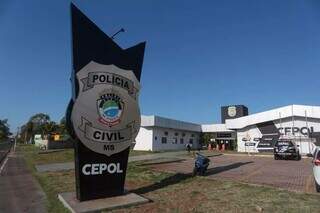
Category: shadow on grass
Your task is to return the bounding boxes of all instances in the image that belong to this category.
[205,153,223,158]
[132,173,192,194]
[206,161,253,176]
[136,159,186,166]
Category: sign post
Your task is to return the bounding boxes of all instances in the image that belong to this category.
[66,4,145,201]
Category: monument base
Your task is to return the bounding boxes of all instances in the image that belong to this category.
[58,192,149,213]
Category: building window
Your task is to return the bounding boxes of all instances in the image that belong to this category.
[189,138,193,144]
[217,133,232,138]
[174,132,179,136]
[182,133,186,137]
[161,137,167,144]
[154,136,157,140]
[180,138,184,144]
[164,131,168,136]
[172,138,178,144]
[191,134,195,137]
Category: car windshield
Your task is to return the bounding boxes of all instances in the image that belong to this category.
[317,150,320,160]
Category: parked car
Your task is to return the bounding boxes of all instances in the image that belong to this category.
[313,147,320,192]
[274,140,301,160]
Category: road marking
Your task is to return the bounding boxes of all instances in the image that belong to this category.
[0,156,9,175]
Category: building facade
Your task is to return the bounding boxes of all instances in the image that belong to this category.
[134,105,320,154]
[134,115,201,151]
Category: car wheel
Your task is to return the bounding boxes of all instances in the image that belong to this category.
[316,182,320,193]
[295,152,301,161]
[274,155,278,160]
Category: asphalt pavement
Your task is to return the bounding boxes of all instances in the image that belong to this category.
[0,141,13,163]
[0,151,47,213]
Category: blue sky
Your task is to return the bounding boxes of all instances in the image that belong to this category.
[1,0,320,132]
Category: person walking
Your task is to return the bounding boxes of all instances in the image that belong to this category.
[186,142,192,153]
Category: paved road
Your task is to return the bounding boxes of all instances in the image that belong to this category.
[149,154,317,194]
[0,142,13,163]
[0,151,47,213]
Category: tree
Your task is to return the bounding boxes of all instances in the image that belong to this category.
[19,122,34,143]
[41,121,59,135]
[19,113,69,143]
[29,113,51,135]
[58,116,67,135]
[19,113,51,143]
[29,113,50,125]
[200,133,214,146]
[0,119,11,141]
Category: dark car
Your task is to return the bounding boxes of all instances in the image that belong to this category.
[274,140,301,160]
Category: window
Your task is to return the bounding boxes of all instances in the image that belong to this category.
[172,138,178,144]
[154,136,157,140]
[191,134,195,137]
[180,138,184,144]
[189,138,193,144]
[174,132,179,136]
[217,133,232,138]
[164,131,168,136]
[182,133,186,137]
[161,137,167,144]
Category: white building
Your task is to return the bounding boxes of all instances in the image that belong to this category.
[134,104,320,154]
[134,115,201,151]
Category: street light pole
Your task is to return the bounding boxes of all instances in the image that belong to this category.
[111,28,125,40]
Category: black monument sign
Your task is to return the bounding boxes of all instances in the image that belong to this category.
[66,4,145,201]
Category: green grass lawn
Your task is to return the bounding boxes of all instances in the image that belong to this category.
[18,144,158,165]
[19,144,320,213]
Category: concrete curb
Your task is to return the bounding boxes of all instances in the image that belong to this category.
[58,192,149,213]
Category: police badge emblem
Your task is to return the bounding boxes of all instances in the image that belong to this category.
[228,106,237,117]
[97,93,124,127]
[70,61,141,156]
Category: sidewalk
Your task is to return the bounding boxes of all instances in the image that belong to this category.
[0,151,47,213]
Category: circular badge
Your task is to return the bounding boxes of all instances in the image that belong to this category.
[71,61,141,156]
[228,106,237,117]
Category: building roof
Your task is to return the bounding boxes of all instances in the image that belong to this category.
[226,105,320,129]
[141,104,320,132]
[141,115,235,133]
[201,124,234,133]
[141,115,201,132]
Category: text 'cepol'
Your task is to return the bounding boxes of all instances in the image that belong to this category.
[82,163,123,175]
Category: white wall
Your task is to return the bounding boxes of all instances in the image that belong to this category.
[133,127,153,151]
[152,127,200,151]
[237,125,262,152]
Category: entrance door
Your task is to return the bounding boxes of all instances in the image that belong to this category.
[216,139,234,151]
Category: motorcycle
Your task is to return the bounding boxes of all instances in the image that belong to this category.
[193,153,210,176]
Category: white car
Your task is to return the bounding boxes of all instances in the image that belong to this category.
[313,147,320,192]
